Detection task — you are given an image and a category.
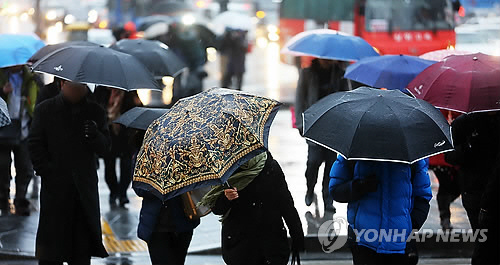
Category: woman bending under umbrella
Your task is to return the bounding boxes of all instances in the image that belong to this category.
[200,151,304,265]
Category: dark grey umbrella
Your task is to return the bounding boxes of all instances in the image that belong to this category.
[303,87,453,164]
[0,97,10,128]
[28,41,99,63]
[113,107,169,130]
[110,39,186,78]
[31,46,161,91]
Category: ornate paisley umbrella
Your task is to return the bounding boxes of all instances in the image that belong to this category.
[133,88,281,201]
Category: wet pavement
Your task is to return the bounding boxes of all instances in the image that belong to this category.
[0,44,473,264]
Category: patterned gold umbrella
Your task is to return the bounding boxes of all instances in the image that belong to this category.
[133,88,281,201]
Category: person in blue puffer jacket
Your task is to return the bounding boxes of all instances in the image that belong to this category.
[329,155,432,265]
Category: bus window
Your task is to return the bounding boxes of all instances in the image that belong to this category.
[364,0,454,32]
[280,0,354,21]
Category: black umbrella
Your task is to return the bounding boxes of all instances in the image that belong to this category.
[137,15,173,31]
[113,107,169,130]
[110,39,186,78]
[31,46,161,91]
[28,41,99,63]
[303,87,453,164]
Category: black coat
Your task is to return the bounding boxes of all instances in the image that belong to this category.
[28,94,110,261]
[212,154,304,265]
[294,59,350,131]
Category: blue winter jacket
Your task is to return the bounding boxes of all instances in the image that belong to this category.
[329,156,432,254]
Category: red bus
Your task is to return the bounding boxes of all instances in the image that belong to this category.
[279,0,458,63]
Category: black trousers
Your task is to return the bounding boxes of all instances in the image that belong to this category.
[463,191,500,265]
[0,140,34,206]
[305,142,336,205]
[147,231,193,265]
[104,155,132,199]
[222,71,243,91]
[433,166,461,221]
[351,244,409,265]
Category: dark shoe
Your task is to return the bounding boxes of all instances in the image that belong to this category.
[119,196,130,207]
[441,218,453,230]
[305,190,315,206]
[324,203,336,213]
[109,194,118,207]
[14,198,31,216]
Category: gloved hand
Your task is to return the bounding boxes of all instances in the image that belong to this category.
[83,120,98,139]
[352,174,378,197]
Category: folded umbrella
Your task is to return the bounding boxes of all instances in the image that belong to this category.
[133,87,281,201]
[344,54,436,90]
[29,41,99,63]
[113,107,169,131]
[0,98,11,128]
[281,29,379,61]
[110,39,186,78]
[408,53,500,113]
[303,87,453,164]
[0,34,45,68]
[31,45,161,91]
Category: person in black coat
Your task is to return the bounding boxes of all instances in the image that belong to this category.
[210,152,304,265]
[219,29,248,90]
[445,112,500,264]
[294,58,352,213]
[28,81,110,265]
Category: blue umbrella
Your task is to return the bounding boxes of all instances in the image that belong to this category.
[0,34,45,68]
[282,29,379,61]
[344,54,436,90]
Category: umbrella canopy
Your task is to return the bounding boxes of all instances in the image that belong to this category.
[110,39,186,78]
[211,11,253,34]
[0,34,45,68]
[344,54,436,90]
[303,87,453,164]
[31,45,161,91]
[408,53,500,113]
[133,88,281,201]
[29,41,99,63]
[113,107,169,131]
[419,49,473,61]
[0,97,11,128]
[281,29,379,61]
[281,29,349,55]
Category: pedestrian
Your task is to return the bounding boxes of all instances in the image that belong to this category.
[329,156,432,265]
[137,193,200,265]
[294,58,350,212]
[28,81,110,265]
[0,65,41,215]
[219,28,248,90]
[430,110,461,230]
[445,112,500,264]
[94,86,142,207]
[201,151,305,265]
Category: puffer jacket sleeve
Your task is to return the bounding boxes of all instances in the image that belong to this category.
[329,155,355,203]
[410,159,432,231]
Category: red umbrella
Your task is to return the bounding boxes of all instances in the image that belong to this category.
[408,53,500,113]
